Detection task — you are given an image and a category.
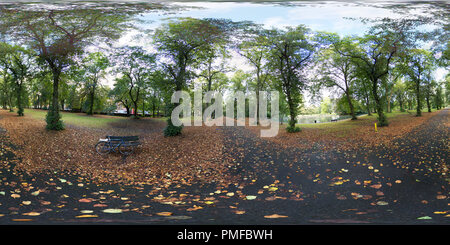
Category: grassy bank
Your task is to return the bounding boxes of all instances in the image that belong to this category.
[24,109,126,128]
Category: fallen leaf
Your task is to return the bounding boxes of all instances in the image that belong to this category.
[76,214,98,218]
[102,209,122,214]
[264,214,288,219]
[370,184,382,189]
[417,216,432,220]
[156,212,172,216]
[93,204,107,208]
[245,195,257,200]
[22,212,40,216]
[78,198,92,203]
[186,205,203,211]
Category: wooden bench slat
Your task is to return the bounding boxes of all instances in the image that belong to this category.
[107,136,139,141]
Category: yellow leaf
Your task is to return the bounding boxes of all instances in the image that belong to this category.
[156,212,172,216]
[76,214,98,218]
[11,194,20,199]
[22,212,40,216]
[264,214,288,219]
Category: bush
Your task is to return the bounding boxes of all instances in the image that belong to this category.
[377,112,389,127]
[45,108,65,131]
[17,107,24,116]
[286,125,301,133]
[163,118,183,136]
[286,119,301,133]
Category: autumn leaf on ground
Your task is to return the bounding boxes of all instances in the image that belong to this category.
[156,212,172,216]
[264,214,288,219]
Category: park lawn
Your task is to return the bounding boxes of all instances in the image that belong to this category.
[24,109,126,128]
[250,109,441,151]
[0,108,442,185]
[0,109,231,186]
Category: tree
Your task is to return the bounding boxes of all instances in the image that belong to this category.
[393,79,407,112]
[237,28,271,124]
[114,46,156,118]
[433,83,444,110]
[320,97,334,114]
[80,52,109,115]
[0,43,35,116]
[0,4,147,129]
[315,34,359,120]
[110,76,133,117]
[399,49,435,116]
[153,17,245,136]
[266,25,316,132]
[337,32,400,126]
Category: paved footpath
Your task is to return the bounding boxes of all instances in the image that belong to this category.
[0,109,448,224]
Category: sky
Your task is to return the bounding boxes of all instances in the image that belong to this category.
[106,1,447,100]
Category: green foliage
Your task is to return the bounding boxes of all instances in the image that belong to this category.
[45,107,65,131]
[164,118,183,137]
[286,119,301,133]
[17,107,24,116]
[336,95,363,115]
[320,97,334,114]
[286,125,301,133]
[377,112,389,127]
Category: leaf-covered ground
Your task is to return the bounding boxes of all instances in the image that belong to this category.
[0,109,448,224]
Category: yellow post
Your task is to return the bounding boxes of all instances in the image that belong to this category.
[374,123,378,132]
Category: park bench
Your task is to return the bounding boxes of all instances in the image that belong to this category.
[331,119,338,122]
[95,135,141,156]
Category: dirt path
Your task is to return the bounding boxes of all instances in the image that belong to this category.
[0,109,448,224]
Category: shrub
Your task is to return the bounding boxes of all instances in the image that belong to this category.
[17,107,24,116]
[45,107,65,130]
[286,119,301,133]
[286,125,301,133]
[163,118,183,136]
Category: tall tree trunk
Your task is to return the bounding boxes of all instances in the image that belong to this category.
[286,88,296,128]
[46,68,64,130]
[372,79,388,126]
[133,101,138,117]
[88,88,95,115]
[345,91,357,120]
[415,80,422,117]
[399,96,404,112]
[16,83,24,116]
[426,94,431,113]
[124,103,130,117]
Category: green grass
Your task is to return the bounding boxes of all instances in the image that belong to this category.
[295,109,436,130]
[24,109,126,128]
